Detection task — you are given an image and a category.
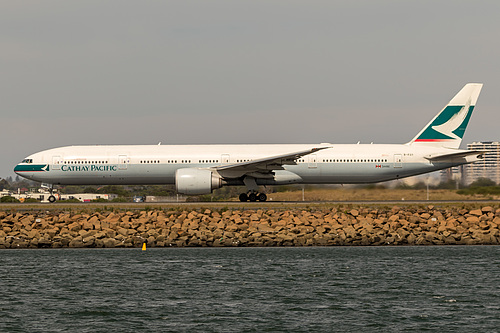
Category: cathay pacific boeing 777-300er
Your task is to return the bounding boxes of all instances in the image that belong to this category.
[15,83,484,202]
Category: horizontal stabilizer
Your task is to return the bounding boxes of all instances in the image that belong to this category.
[424,150,484,161]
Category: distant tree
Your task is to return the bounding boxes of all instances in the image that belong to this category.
[97,185,130,197]
[433,180,458,190]
[457,177,500,196]
[61,198,82,203]
[83,187,98,193]
[411,181,427,190]
[21,181,32,189]
[0,196,20,203]
[395,182,413,190]
[469,178,496,187]
[111,197,129,202]
[394,181,426,190]
[362,183,387,190]
[59,185,87,194]
[0,178,8,190]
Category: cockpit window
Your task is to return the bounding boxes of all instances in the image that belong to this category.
[21,159,33,164]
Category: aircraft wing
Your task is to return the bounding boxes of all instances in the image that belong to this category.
[424,150,485,162]
[212,147,330,179]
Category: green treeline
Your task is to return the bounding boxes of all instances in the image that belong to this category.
[2,176,500,202]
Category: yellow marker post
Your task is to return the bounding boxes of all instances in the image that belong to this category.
[142,242,146,251]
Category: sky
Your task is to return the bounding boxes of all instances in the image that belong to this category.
[1,0,500,178]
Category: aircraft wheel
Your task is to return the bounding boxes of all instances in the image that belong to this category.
[248,193,257,202]
[257,193,267,202]
[239,193,248,202]
[48,195,57,203]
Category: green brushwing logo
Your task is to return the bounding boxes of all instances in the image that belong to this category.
[415,102,474,142]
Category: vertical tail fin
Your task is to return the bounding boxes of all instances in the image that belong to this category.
[408,83,483,149]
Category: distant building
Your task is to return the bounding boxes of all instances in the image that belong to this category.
[440,165,463,186]
[0,189,118,203]
[464,141,500,185]
[145,195,187,203]
[60,193,118,202]
[439,141,500,185]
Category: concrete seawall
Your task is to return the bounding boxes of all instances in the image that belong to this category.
[1,205,499,248]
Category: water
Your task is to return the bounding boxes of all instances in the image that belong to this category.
[0,247,499,332]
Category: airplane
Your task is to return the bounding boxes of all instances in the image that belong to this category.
[14,83,484,203]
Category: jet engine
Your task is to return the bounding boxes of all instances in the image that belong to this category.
[175,168,222,195]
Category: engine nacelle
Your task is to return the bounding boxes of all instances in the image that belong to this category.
[175,168,222,195]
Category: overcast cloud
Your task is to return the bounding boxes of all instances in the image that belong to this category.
[1,0,499,177]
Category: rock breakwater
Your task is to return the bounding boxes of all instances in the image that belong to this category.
[1,206,500,248]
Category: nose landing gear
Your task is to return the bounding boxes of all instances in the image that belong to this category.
[41,183,57,203]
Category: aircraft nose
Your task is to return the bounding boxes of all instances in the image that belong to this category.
[14,164,22,175]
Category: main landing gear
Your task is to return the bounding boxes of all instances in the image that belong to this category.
[239,192,267,202]
[239,176,267,202]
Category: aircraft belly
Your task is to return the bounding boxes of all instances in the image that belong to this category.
[286,163,438,184]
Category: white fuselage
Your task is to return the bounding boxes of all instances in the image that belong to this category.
[14,143,477,186]
[14,83,484,200]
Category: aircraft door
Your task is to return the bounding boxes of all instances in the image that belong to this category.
[221,154,230,164]
[308,154,317,168]
[52,156,61,170]
[394,154,403,168]
[119,155,129,170]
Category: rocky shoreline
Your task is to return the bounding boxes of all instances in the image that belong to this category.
[1,205,499,248]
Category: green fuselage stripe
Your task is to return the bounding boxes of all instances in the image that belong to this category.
[14,164,49,172]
